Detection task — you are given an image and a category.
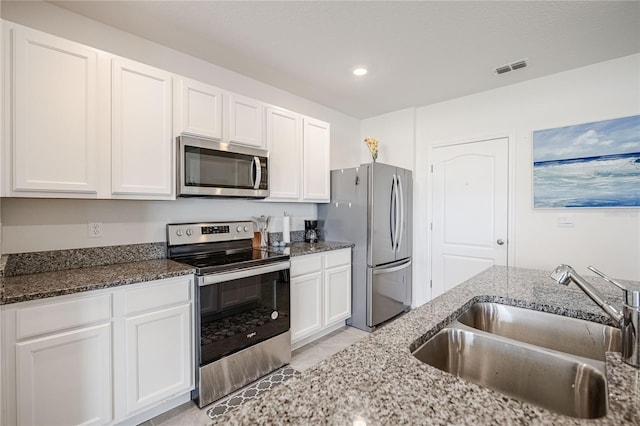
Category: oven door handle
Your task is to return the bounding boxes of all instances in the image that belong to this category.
[198,261,290,286]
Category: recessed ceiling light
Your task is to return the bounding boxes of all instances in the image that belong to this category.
[353,67,368,76]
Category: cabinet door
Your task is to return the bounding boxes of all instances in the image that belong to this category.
[266,107,302,200]
[176,78,222,140]
[16,323,112,426]
[112,57,173,198]
[124,303,192,416]
[302,117,330,202]
[290,272,323,342]
[225,93,265,148]
[324,264,352,325]
[10,27,98,195]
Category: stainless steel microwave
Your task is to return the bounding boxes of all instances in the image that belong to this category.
[177,135,269,198]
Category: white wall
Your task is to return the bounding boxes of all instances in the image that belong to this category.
[1,198,316,253]
[0,1,361,253]
[415,54,640,293]
[360,108,416,170]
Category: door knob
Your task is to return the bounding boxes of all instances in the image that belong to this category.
[497,239,505,245]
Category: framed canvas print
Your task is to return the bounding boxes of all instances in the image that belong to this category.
[533,115,640,208]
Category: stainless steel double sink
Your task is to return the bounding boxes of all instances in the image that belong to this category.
[412,303,621,419]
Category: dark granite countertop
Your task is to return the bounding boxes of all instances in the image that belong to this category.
[268,241,353,257]
[0,259,195,305]
[214,266,640,425]
[0,240,352,305]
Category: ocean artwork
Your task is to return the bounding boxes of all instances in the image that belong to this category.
[533,115,640,208]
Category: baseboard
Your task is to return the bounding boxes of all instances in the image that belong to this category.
[291,320,348,351]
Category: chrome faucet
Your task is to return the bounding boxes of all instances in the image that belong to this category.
[551,264,640,368]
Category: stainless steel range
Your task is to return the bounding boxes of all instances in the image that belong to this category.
[167,221,291,408]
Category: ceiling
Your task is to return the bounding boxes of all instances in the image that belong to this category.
[48,1,640,119]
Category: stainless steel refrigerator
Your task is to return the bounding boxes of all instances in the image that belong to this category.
[318,162,412,332]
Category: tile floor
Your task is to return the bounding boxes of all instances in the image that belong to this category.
[144,326,369,426]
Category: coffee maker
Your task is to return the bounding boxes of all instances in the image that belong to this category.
[304,220,319,243]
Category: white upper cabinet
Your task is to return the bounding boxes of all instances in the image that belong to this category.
[111,57,174,198]
[175,78,222,140]
[302,117,331,202]
[266,109,330,203]
[265,107,302,200]
[224,93,265,148]
[6,26,100,196]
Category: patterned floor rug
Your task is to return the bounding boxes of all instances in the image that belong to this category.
[206,366,300,421]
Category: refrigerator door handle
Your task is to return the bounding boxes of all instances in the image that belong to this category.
[393,174,401,252]
[389,174,396,250]
[373,259,412,275]
[396,174,404,252]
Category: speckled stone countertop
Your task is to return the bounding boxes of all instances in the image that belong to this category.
[268,241,353,257]
[1,259,195,305]
[0,241,351,305]
[214,266,640,425]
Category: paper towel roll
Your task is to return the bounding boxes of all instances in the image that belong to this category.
[283,214,290,244]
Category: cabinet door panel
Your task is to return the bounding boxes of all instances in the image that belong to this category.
[324,265,352,325]
[290,272,323,341]
[16,323,112,426]
[112,58,173,197]
[226,94,264,148]
[302,118,330,202]
[266,107,302,200]
[12,28,98,194]
[177,78,222,139]
[125,303,192,415]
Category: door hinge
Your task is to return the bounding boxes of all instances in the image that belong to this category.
[430,280,433,288]
[430,165,433,173]
[430,222,433,231]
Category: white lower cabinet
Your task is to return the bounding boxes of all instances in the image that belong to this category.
[16,323,113,426]
[1,275,194,426]
[124,304,192,416]
[290,248,352,349]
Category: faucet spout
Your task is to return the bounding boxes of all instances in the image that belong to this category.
[550,264,623,326]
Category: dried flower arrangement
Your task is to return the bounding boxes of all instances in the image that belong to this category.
[364,137,379,162]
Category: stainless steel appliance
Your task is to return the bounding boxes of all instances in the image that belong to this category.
[177,135,269,198]
[318,162,412,332]
[167,221,290,408]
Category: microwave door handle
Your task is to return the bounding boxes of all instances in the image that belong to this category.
[252,156,262,189]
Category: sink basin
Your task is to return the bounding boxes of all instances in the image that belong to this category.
[412,302,621,419]
[413,327,608,419]
[457,303,621,361]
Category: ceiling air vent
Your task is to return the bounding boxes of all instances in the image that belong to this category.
[495,65,512,75]
[494,58,528,75]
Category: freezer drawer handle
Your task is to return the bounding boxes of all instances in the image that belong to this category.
[373,260,412,275]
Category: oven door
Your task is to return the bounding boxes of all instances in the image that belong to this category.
[178,135,269,198]
[196,261,290,366]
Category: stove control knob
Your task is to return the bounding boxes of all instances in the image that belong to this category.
[236,226,243,233]
[243,226,248,232]
[176,229,183,237]
[186,229,193,236]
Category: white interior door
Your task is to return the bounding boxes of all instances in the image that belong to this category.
[431,137,508,298]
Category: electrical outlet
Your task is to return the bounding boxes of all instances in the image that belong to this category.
[88,222,103,238]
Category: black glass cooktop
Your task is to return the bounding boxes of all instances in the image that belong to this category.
[176,248,289,275]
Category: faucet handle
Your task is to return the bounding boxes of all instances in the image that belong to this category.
[588,266,627,290]
[589,266,640,309]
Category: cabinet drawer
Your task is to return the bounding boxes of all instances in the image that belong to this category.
[325,249,351,269]
[16,294,112,340]
[124,276,192,316]
[291,254,322,277]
